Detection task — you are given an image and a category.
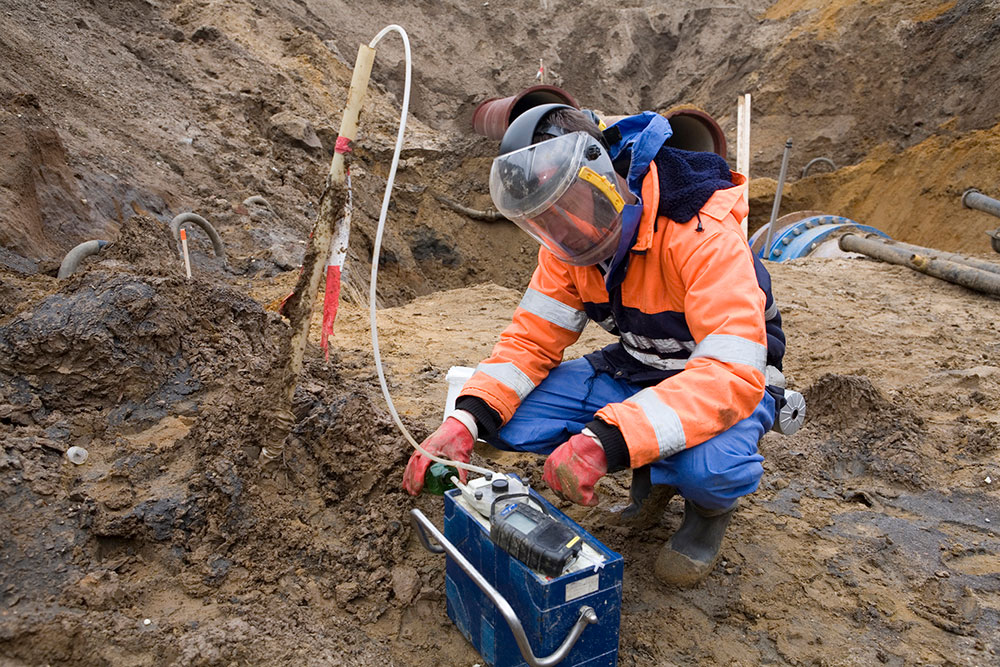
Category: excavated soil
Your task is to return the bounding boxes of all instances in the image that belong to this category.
[2,1,1000,666]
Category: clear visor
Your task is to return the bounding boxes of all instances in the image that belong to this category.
[490,132,632,266]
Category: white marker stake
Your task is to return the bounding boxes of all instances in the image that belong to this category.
[736,93,751,238]
[180,228,192,279]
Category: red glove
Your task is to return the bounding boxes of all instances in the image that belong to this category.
[403,417,475,495]
[543,433,608,507]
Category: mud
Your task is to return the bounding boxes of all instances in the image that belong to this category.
[2,0,1000,665]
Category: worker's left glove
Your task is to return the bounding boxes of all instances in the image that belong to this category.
[543,431,608,507]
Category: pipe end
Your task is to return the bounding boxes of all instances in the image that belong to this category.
[962,188,981,208]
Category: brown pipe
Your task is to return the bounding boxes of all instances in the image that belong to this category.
[661,106,727,158]
[839,233,1000,296]
[471,85,579,140]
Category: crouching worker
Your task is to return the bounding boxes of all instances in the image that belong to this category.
[403,105,786,586]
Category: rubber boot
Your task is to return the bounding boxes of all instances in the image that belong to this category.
[654,499,737,586]
[618,465,676,530]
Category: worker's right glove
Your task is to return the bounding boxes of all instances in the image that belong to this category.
[402,416,475,496]
[543,431,608,507]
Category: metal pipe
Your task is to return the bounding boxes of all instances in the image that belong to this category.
[987,229,1000,254]
[962,189,1000,220]
[170,213,226,259]
[839,233,1000,296]
[472,85,580,140]
[763,138,793,259]
[661,106,727,157]
[410,509,598,667]
[800,157,835,178]
[875,236,1000,275]
[57,239,108,278]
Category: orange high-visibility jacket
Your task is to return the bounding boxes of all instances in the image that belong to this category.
[460,163,768,469]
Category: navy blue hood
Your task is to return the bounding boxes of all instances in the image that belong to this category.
[653,147,735,224]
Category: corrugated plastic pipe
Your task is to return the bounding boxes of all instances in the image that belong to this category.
[839,233,1000,296]
[58,239,108,278]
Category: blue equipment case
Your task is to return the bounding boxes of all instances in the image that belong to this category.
[443,483,624,667]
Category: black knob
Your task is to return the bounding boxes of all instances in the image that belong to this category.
[491,478,509,494]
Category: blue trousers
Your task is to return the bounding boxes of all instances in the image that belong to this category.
[485,358,773,511]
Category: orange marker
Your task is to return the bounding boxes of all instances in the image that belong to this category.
[180,228,192,279]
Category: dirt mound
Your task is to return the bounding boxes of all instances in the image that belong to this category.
[805,373,905,426]
[0,268,280,421]
[801,373,926,487]
[0,279,447,664]
[100,214,180,271]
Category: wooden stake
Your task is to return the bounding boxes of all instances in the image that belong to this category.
[261,43,377,463]
[179,228,192,279]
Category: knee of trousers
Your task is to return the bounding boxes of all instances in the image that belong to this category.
[656,405,771,511]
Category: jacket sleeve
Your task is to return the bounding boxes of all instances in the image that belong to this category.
[458,248,588,423]
[594,222,768,469]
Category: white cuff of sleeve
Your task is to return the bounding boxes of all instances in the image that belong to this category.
[449,409,479,442]
[581,426,604,450]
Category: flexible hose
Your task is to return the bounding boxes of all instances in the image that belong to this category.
[170,213,227,259]
[58,239,108,278]
[242,195,273,210]
[366,25,495,478]
[800,157,835,178]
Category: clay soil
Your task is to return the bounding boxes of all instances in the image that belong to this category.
[2,1,999,665]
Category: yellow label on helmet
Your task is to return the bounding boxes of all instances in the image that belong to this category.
[577,166,625,213]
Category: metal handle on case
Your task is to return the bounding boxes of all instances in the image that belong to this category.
[409,508,598,667]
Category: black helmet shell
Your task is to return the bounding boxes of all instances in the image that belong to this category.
[497,103,575,156]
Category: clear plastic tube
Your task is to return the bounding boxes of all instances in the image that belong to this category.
[366,25,495,478]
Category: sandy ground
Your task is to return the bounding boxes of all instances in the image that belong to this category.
[2,0,1000,665]
[4,248,998,666]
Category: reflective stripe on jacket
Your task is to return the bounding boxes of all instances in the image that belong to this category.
[460,162,769,469]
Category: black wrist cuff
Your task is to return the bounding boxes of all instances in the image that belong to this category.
[455,396,503,438]
[587,419,630,473]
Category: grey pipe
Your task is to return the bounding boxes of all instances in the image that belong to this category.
[962,189,1000,220]
[839,233,1000,296]
[58,240,108,278]
[170,213,226,259]
[763,138,793,259]
[987,229,1000,254]
[242,195,273,210]
[800,157,836,178]
[874,236,1000,276]
[410,509,598,667]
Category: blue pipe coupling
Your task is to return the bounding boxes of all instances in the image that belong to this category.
[750,214,890,262]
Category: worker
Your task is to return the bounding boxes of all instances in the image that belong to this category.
[404,104,786,586]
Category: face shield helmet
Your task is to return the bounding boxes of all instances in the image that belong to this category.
[490,130,631,266]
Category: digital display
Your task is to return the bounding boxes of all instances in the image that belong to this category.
[505,511,538,534]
